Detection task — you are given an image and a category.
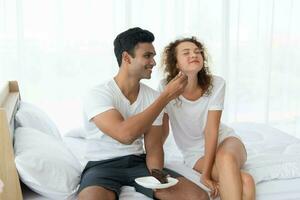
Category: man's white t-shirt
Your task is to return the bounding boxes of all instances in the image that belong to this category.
[158,75,235,160]
[83,79,163,161]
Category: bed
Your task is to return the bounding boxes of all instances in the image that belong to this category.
[1,81,300,200]
[163,123,300,200]
[0,81,22,200]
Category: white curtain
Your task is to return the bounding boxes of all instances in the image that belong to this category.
[1,0,299,136]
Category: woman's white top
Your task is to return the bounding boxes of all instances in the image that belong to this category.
[158,75,235,160]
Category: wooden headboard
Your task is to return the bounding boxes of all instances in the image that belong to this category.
[0,81,23,200]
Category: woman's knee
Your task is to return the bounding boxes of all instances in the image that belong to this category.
[241,172,256,199]
[241,172,255,190]
[215,150,237,167]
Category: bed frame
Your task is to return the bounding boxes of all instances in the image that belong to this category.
[0,81,23,200]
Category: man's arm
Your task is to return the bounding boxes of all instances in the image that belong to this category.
[162,113,169,143]
[144,125,164,171]
[92,73,187,145]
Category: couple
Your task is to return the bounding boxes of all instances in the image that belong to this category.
[78,27,255,200]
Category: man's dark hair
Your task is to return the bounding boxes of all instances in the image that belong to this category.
[113,27,154,66]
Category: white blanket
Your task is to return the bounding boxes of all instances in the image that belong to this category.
[231,123,300,183]
[62,122,300,199]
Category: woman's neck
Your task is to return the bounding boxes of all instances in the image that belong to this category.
[185,74,200,91]
[182,74,203,100]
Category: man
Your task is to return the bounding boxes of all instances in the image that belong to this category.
[78,27,208,200]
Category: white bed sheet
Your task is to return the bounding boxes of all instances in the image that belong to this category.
[22,178,300,200]
[256,178,300,200]
[23,123,300,200]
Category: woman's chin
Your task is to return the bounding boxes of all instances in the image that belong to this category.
[181,70,200,76]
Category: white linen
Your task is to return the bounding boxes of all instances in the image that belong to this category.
[63,127,87,138]
[15,102,62,139]
[230,122,300,183]
[15,127,81,199]
[256,178,300,200]
[62,136,88,170]
[23,123,300,199]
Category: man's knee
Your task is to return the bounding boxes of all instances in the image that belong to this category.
[193,187,209,200]
[181,177,209,200]
[78,186,116,200]
[160,177,209,200]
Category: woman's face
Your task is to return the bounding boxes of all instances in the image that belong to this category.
[175,41,204,75]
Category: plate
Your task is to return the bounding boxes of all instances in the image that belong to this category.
[135,176,178,189]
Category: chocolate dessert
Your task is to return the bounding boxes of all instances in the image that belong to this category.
[151,169,168,184]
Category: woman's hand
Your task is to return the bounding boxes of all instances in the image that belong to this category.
[201,175,219,199]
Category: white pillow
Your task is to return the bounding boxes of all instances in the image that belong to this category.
[15,102,61,139]
[63,127,86,138]
[63,136,88,169]
[14,127,82,199]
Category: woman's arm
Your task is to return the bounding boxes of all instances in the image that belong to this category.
[202,110,222,179]
[200,110,222,198]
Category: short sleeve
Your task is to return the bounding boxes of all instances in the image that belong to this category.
[208,77,225,110]
[83,87,114,121]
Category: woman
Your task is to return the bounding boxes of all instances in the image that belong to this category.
[159,37,255,200]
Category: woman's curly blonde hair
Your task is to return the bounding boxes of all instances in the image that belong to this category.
[162,37,213,96]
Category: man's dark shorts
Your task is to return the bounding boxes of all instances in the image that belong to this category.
[78,154,182,199]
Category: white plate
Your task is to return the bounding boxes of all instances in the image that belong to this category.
[135,176,178,189]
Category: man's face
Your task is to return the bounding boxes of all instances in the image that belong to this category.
[129,43,156,79]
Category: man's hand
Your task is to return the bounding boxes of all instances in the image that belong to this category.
[151,169,169,184]
[162,71,188,101]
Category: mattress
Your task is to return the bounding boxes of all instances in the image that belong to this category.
[23,122,300,200]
